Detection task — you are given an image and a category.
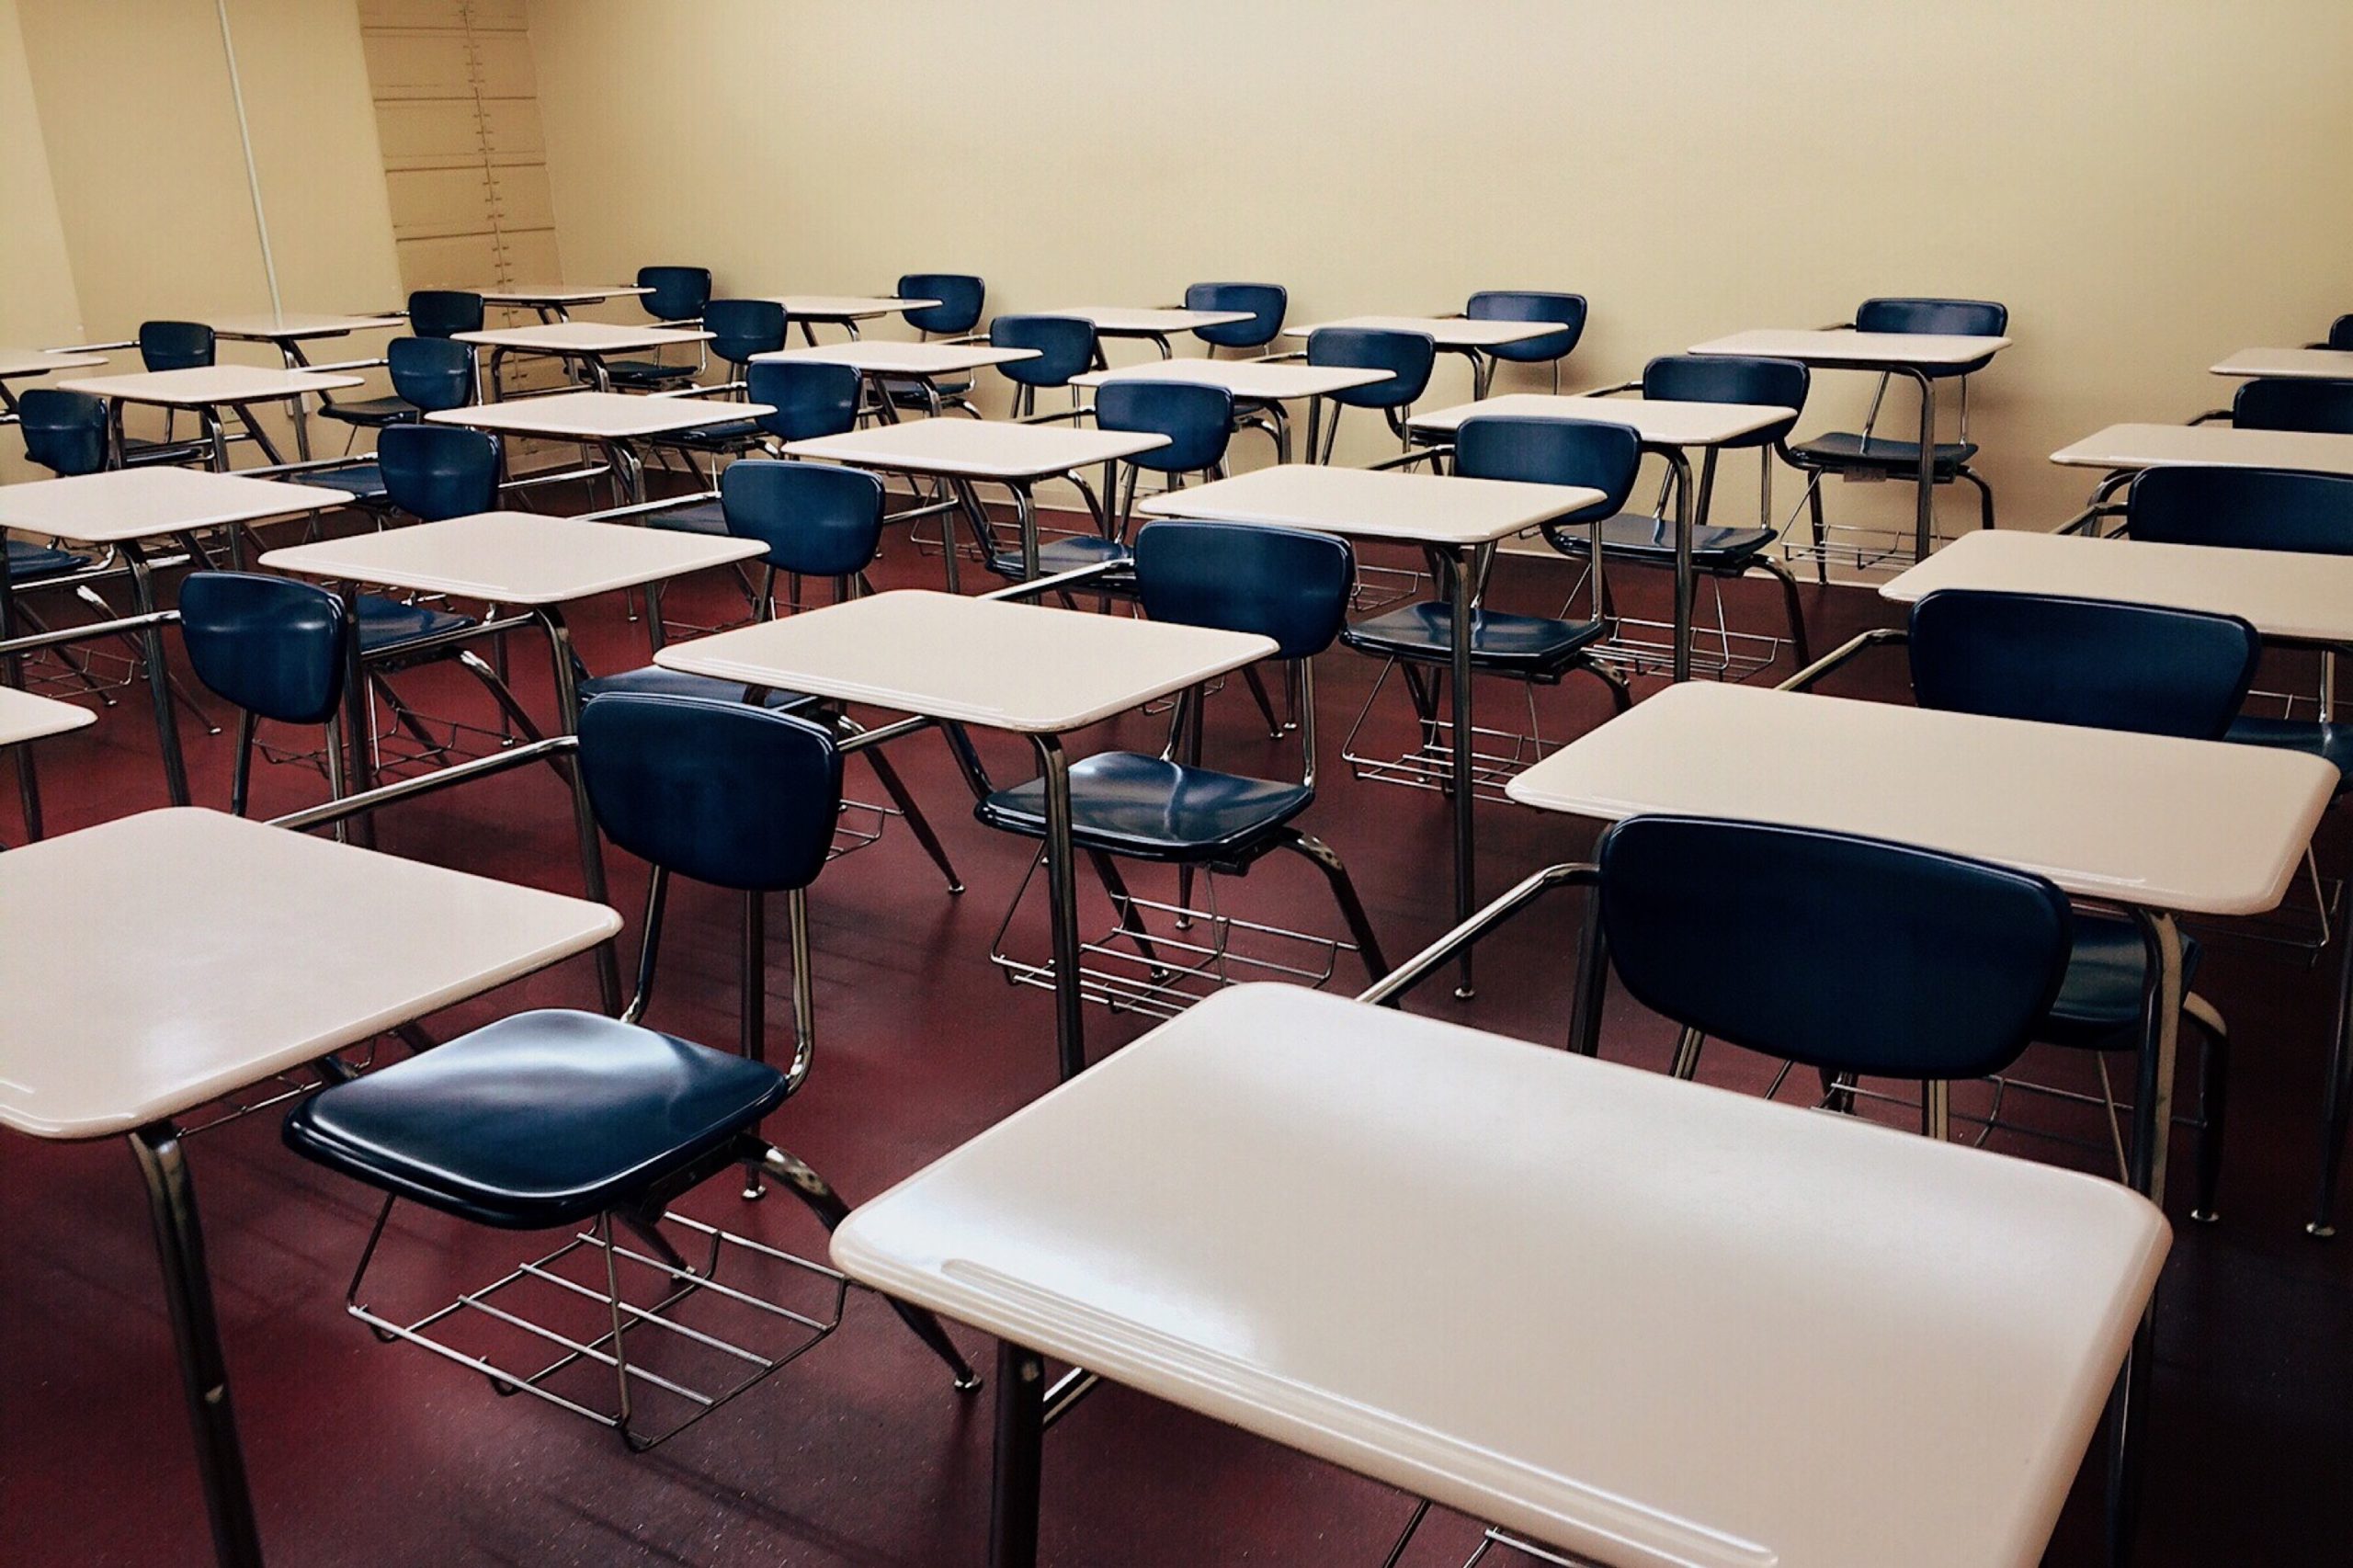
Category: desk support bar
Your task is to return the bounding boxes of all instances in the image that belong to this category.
[269,733,577,832]
[1358,862,1598,1017]
[1777,627,1904,693]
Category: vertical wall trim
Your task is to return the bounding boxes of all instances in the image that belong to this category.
[213,0,281,320]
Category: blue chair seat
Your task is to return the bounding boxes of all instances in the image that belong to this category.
[985,532,1133,582]
[977,751,1313,863]
[662,417,764,449]
[579,664,820,712]
[2039,915,2203,1050]
[1548,510,1779,568]
[1341,602,1608,680]
[318,394,420,428]
[296,462,389,504]
[885,376,972,408]
[280,1009,789,1230]
[6,540,95,583]
[1789,431,1979,473]
[646,498,730,537]
[2224,713,2353,795]
[358,594,475,655]
[120,437,216,468]
[603,359,698,389]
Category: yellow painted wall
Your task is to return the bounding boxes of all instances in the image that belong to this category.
[524,0,2353,534]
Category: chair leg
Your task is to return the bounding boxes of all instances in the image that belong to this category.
[1962,466,1996,531]
[228,710,257,817]
[1803,474,1828,585]
[1669,1027,1705,1080]
[752,1143,982,1390]
[1241,665,1284,740]
[1755,557,1813,668]
[451,650,551,747]
[1584,659,1632,713]
[2188,994,2230,1223]
[1087,849,1172,978]
[1277,829,1390,980]
[859,744,963,894]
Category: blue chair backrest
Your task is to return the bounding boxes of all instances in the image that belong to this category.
[17,389,109,476]
[2232,378,2353,436]
[1597,814,2073,1081]
[406,290,483,338]
[578,692,843,892]
[636,266,711,323]
[721,460,884,579]
[1134,521,1354,660]
[377,424,500,519]
[1185,282,1286,349]
[1455,415,1642,531]
[703,299,788,367]
[1854,298,2006,378]
[745,359,861,442]
[990,314,1097,388]
[1096,381,1233,473]
[899,273,984,335]
[1307,326,1437,410]
[1908,589,2258,740]
[177,572,349,726]
[386,336,473,413]
[2129,465,2353,554]
[1641,355,1810,448]
[1466,290,1588,364]
[2329,315,2353,351]
[139,321,214,371]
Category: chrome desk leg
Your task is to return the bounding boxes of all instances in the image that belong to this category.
[539,605,624,1014]
[1665,446,1698,682]
[124,541,192,807]
[1449,546,1479,998]
[1912,369,1938,562]
[131,1121,266,1568]
[988,1341,1046,1568]
[1034,733,1085,1080]
[2309,881,2353,1237]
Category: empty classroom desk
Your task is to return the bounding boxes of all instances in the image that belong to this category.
[2210,348,2353,382]
[451,321,713,394]
[1070,355,1392,463]
[1690,327,2012,562]
[0,346,110,415]
[473,281,651,323]
[426,389,771,506]
[1283,312,1569,398]
[760,292,942,344]
[2052,422,2353,527]
[0,806,620,1567]
[206,312,405,458]
[833,983,2171,1568]
[1409,392,1799,680]
[652,588,1271,1080]
[0,468,339,803]
[55,364,365,471]
[1137,462,1605,996]
[0,682,95,840]
[1043,304,1254,359]
[751,339,1040,418]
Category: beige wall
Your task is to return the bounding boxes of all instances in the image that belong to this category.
[526,0,2353,533]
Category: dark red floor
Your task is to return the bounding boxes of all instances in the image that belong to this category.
[4,497,2349,1565]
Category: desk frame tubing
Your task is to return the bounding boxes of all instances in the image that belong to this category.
[1905,369,1937,562]
[989,1340,1047,1568]
[125,540,193,806]
[1447,543,1483,997]
[132,1119,265,1568]
[1034,734,1086,1079]
[2312,894,2353,1236]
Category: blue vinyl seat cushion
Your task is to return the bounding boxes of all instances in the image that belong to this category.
[977,751,1313,863]
[2222,714,2353,796]
[646,498,729,537]
[603,359,699,389]
[1548,511,1778,567]
[1788,432,1980,472]
[296,463,389,503]
[281,1009,789,1230]
[885,377,974,408]
[985,532,1133,583]
[358,595,475,655]
[6,540,96,582]
[662,416,765,449]
[318,393,421,429]
[1341,602,1608,680]
[578,665,821,713]
[2040,915,2204,1050]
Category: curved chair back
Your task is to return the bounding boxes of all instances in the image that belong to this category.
[1185,281,1287,350]
[721,460,885,579]
[386,336,474,414]
[990,314,1097,388]
[1641,355,1810,448]
[1307,326,1436,409]
[703,299,788,368]
[1853,298,2006,377]
[1466,290,1588,364]
[1134,521,1354,660]
[635,266,711,323]
[139,320,215,371]
[2231,378,2353,436]
[2329,315,2353,351]
[378,424,500,520]
[578,692,843,892]
[177,572,349,726]
[406,290,484,338]
[2128,465,2353,555]
[898,273,985,336]
[1096,381,1234,474]
[1597,814,2073,1081]
[1909,589,2258,740]
[745,359,861,442]
[16,389,110,476]
[1455,415,1642,546]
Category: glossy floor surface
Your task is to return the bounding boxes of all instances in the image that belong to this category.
[4,496,2348,1565]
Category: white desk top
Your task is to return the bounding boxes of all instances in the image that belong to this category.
[835,983,2168,1568]
[427,391,771,440]
[1881,528,2353,646]
[1047,305,1254,335]
[761,294,939,319]
[55,365,364,407]
[2209,348,2353,381]
[0,686,95,747]
[1411,392,1795,446]
[1690,328,2011,369]
[1508,682,2333,917]
[207,312,404,342]
[1137,462,1604,547]
[261,511,764,605]
[751,341,1040,377]
[0,348,109,379]
[1070,358,1392,401]
[654,588,1272,733]
[781,418,1167,481]
[1285,314,1563,349]
[0,467,335,543]
[475,283,650,305]
[0,808,620,1140]
[2050,422,2353,476]
[454,322,712,354]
